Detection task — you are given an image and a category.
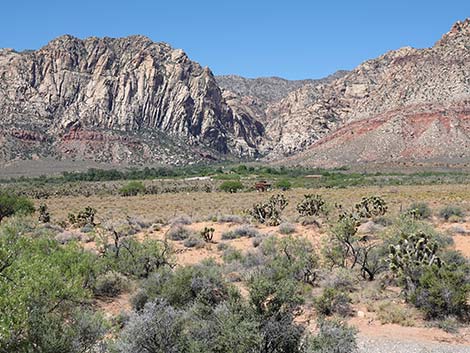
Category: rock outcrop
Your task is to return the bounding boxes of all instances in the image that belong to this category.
[0,35,263,164]
[269,19,470,167]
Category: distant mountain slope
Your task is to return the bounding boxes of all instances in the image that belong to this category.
[0,35,264,165]
[1,19,470,170]
[268,19,470,167]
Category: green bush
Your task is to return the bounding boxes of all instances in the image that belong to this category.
[275,179,292,191]
[119,181,146,196]
[0,219,105,351]
[305,319,357,353]
[411,264,470,320]
[439,205,464,221]
[93,271,129,297]
[406,202,432,219]
[219,180,244,193]
[0,192,35,222]
[314,287,352,317]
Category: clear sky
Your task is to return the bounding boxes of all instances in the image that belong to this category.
[2,0,469,79]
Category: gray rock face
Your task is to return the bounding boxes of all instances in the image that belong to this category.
[0,35,263,164]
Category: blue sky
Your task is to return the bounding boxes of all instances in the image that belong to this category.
[2,0,469,79]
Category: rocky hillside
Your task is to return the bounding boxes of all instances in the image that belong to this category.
[268,19,470,167]
[0,35,264,165]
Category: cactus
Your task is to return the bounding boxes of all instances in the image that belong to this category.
[296,194,327,218]
[389,231,442,297]
[201,226,215,243]
[354,196,387,219]
[248,194,288,226]
[38,203,51,223]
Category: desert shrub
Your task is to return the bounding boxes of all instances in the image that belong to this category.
[296,194,327,218]
[322,268,358,293]
[0,192,35,223]
[260,235,320,286]
[167,225,193,240]
[116,299,186,353]
[374,301,416,326]
[439,205,464,222]
[0,220,104,351]
[355,195,387,219]
[170,214,192,226]
[38,203,50,223]
[162,260,230,307]
[200,226,215,242]
[219,180,244,193]
[221,225,259,239]
[55,230,82,244]
[222,246,244,263]
[119,181,146,196]
[80,223,94,233]
[314,287,352,317]
[252,235,265,248]
[275,179,292,191]
[385,215,452,249]
[279,222,296,235]
[406,202,432,220]
[93,271,129,297]
[411,264,470,320]
[324,212,387,280]
[217,214,244,224]
[305,319,357,353]
[183,235,205,248]
[433,316,461,333]
[248,194,288,226]
[101,237,173,279]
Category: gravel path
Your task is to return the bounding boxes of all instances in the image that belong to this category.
[358,337,470,353]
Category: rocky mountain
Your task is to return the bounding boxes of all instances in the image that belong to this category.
[268,19,470,167]
[0,35,264,165]
[1,19,469,170]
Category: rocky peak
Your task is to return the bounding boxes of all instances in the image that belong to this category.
[0,35,264,165]
[436,18,470,46]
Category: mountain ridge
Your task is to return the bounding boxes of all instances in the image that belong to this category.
[1,19,470,171]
